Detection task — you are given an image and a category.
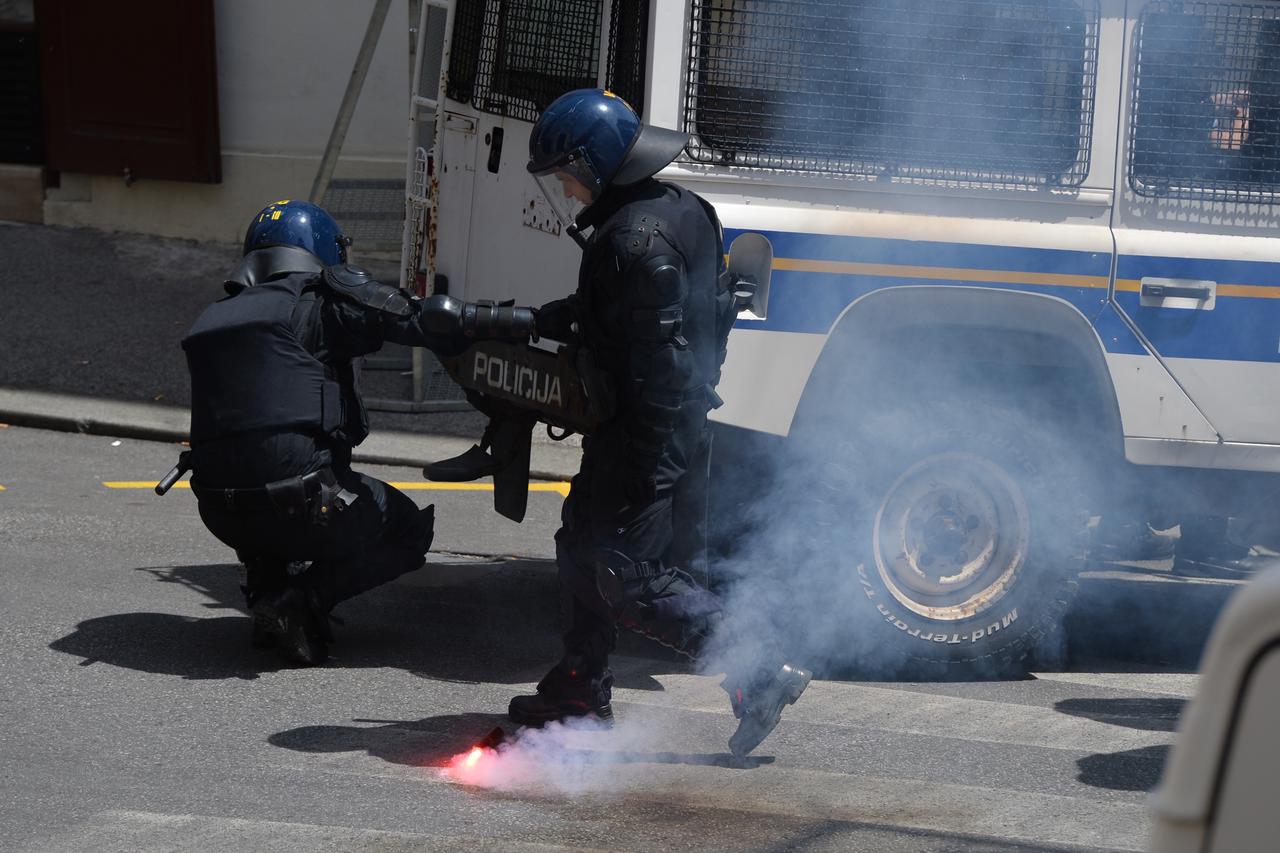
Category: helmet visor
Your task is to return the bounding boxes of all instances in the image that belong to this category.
[532,167,596,233]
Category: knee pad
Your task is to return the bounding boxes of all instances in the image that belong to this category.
[592,548,666,611]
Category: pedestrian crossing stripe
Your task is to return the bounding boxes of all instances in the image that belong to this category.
[101,481,571,497]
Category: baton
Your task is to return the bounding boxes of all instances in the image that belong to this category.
[155,450,192,495]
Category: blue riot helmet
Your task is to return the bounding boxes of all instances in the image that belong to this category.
[527,89,689,234]
[224,199,352,293]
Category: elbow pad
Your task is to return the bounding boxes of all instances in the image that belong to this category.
[418,294,465,336]
[629,255,688,346]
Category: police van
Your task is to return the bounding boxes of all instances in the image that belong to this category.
[404,0,1280,671]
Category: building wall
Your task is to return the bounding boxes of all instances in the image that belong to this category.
[43,0,415,243]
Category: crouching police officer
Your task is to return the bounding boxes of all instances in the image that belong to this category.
[506,90,811,757]
[180,200,536,665]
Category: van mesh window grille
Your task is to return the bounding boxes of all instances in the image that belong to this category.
[447,0,601,122]
[1130,2,1280,203]
[445,0,485,106]
[683,0,1099,189]
[607,0,650,114]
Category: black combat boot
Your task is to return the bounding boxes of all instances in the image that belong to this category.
[508,656,614,727]
[252,584,332,666]
[724,662,812,758]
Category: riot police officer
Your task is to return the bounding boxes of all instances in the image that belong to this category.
[181,200,536,666]
[507,90,810,757]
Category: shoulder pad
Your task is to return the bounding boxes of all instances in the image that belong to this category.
[607,212,670,261]
[322,264,414,318]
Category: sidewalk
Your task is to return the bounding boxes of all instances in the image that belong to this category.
[0,221,581,480]
[0,388,581,480]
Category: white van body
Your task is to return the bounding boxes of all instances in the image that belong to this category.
[412,0,1280,669]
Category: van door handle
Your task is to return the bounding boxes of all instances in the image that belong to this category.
[1141,279,1214,300]
[486,127,504,174]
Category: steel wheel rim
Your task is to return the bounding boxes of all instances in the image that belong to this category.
[871,451,1030,621]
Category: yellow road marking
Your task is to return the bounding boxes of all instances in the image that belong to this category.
[103,481,571,497]
[392,482,571,496]
[105,481,191,489]
[0,484,6,491]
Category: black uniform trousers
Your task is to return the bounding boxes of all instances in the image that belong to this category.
[555,400,723,668]
[197,462,433,610]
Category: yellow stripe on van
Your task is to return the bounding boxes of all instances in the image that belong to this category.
[773,257,1109,289]
[773,259,1280,299]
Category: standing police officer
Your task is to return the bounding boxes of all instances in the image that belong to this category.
[506,91,810,757]
[181,200,536,665]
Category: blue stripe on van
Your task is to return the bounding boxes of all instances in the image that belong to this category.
[739,229,1111,277]
[727,228,1280,363]
[1117,254,1280,362]
[1116,254,1280,288]
[726,228,1108,336]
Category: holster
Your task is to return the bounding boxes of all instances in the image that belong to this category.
[194,468,358,527]
[265,475,309,518]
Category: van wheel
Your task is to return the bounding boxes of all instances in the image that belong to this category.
[815,404,1086,674]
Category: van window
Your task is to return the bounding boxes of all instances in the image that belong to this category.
[606,0,650,115]
[684,0,1099,188]
[445,0,485,107]
[446,0,602,122]
[445,0,648,123]
[1130,2,1280,203]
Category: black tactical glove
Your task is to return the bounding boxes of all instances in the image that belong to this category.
[535,296,581,342]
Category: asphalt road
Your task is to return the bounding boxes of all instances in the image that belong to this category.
[0,425,1218,852]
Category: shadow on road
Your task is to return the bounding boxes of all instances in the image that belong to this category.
[1053,697,1187,732]
[48,553,1237,689]
[1065,565,1240,672]
[1076,745,1171,792]
[270,712,511,767]
[268,711,773,771]
[48,609,286,681]
[46,559,670,690]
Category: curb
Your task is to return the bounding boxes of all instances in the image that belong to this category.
[0,388,581,482]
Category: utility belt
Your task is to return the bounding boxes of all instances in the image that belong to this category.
[190,467,359,525]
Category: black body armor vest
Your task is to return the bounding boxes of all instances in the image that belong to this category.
[579,181,727,400]
[182,273,365,446]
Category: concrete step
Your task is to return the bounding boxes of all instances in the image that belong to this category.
[0,164,43,224]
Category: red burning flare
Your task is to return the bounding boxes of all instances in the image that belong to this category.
[445,727,507,780]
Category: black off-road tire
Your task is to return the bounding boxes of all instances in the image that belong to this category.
[809,402,1088,675]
